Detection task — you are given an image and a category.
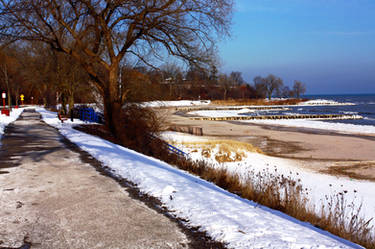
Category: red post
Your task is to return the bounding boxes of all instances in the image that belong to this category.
[2,92,5,108]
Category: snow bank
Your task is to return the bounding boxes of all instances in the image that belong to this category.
[244,119,375,135]
[37,107,360,249]
[142,100,211,107]
[189,109,252,118]
[162,132,375,230]
[189,109,375,135]
[0,108,24,144]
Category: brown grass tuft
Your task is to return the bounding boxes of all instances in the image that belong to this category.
[173,140,262,163]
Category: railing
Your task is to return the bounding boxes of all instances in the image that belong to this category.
[166,143,188,157]
[148,134,188,158]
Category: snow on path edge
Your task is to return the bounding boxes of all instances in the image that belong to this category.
[37,107,361,249]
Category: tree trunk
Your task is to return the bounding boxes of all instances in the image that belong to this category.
[15,88,19,106]
[7,89,11,108]
[68,91,74,116]
[103,66,126,141]
[1,64,11,108]
[61,93,67,114]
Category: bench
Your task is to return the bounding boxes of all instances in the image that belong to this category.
[58,113,68,123]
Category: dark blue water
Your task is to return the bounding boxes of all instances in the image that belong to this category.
[303,94,375,126]
[244,94,375,126]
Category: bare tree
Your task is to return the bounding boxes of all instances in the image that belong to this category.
[218,73,230,100]
[229,71,244,86]
[0,49,21,107]
[280,86,292,98]
[0,0,233,138]
[264,74,283,100]
[253,75,266,98]
[293,80,306,98]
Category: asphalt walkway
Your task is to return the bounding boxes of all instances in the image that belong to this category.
[0,109,198,249]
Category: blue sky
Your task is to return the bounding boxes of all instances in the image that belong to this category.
[218,0,375,94]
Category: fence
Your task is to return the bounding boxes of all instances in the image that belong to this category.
[148,134,188,158]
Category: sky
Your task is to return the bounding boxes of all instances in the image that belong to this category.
[218,0,375,94]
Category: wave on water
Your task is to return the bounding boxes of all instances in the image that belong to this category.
[300,99,356,106]
[340,111,359,115]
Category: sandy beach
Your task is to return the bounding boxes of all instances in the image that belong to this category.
[157,107,375,181]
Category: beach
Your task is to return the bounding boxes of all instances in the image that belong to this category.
[157,106,375,181]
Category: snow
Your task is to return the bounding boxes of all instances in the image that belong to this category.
[243,119,375,135]
[189,109,254,118]
[162,132,375,229]
[36,107,361,249]
[142,100,211,107]
[0,108,24,144]
[300,99,355,106]
[189,109,375,135]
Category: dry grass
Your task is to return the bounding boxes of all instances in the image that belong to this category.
[168,146,374,248]
[317,193,375,247]
[175,140,262,163]
[212,98,307,106]
[181,162,375,248]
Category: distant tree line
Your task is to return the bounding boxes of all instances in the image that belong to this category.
[0,1,308,139]
[122,64,307,101]
[0,43,94,111]
[0,43,307,111]
[253,74,306,100]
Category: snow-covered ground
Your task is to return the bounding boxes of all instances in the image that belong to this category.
[162,131,375,229]
[243,119,375,135]
[0,108,24,144]
[189,109,375,135]
[36,107,361,249]
[142,100,211,107]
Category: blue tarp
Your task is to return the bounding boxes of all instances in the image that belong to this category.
[78,107,102,123]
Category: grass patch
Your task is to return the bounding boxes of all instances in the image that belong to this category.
[174,140,262,163]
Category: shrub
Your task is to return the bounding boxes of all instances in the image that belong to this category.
[118,104,161,154]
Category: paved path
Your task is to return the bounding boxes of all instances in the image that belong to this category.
[0,110,198,248]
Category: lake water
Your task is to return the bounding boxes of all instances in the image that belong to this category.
[303,94,375,126]
[244,94,375,126]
